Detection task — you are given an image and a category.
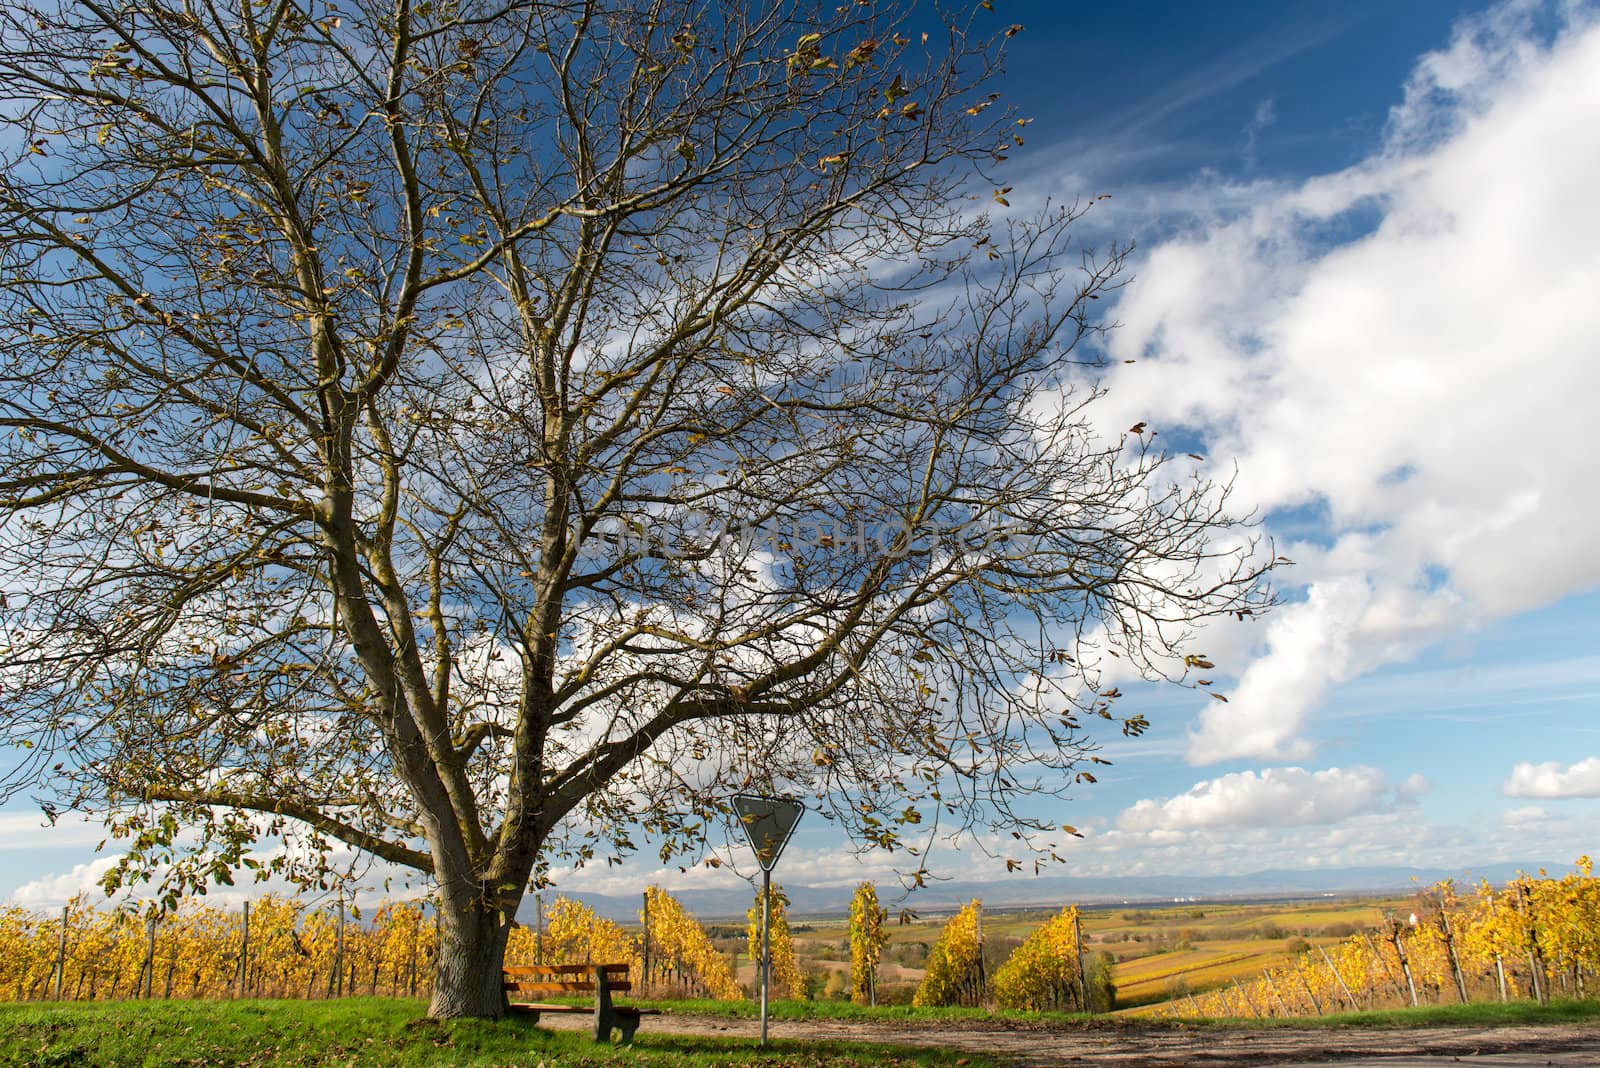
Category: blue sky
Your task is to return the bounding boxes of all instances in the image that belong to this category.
[5,0,1600,908]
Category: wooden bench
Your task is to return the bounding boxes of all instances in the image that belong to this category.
[503,962,659,1042]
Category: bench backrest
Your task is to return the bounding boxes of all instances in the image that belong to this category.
[503,962,632,996]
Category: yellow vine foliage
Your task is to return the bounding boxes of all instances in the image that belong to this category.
[541,897,640,972]
[0,894,438,1001]
[504,918,540,964]
[642,887,741,1000]
[369,901,434,995]
[913,899,984,1008]
[746,884,805,999]
[847,881,889,1005]
[991,905,1080,1011]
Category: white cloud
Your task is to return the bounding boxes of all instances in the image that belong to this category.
[1503,756,1600,798]
[1118,766,1393,831]
[1082,1,1600,763]
[10,856,123,908]
[1502,805,1550,825]
[1397,773,1432,800]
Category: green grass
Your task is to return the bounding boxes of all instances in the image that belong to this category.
[1161,998,1600,1030]
[0,998,1000,1068]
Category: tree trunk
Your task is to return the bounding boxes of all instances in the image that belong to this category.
[428,899,514,1019]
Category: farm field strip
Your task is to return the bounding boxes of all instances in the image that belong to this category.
[1114,949,1257,983]
[1115,952,1287,1005]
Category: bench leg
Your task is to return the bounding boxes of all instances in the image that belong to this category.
[618,1017,640,1044]
[592,965,616,1042]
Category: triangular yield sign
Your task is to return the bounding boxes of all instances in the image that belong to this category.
[732,794,804,872]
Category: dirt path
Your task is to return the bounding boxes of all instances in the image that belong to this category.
[544,1012,1600,1066]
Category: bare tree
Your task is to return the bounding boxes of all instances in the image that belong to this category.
[0,0,1270,1017]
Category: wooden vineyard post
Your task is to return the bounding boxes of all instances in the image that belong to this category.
[1389,921,1419,1007]
[641,890,651,997]
[1232,978,1262,1018]
[335,897,347,997]
[974,903,986,1007]
[1363,932,1405,1003]
[1262,969,1290,1016]
[325,899,338,997]
[1297,966,1324,1016]
[236,900,250,999]
[534,893,544,965]
[1484,891,1509,1002]
[1516,881,1546,1005]
[1072,907,1088,1013]
[1437,908,1469,1003]
[139,915,157,998]
[53,904,68,1001]
[406,909,420,997]
[1318,947,1359,1012]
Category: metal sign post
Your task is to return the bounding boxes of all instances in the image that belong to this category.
[759,868,771,1041]
[732,794,804,1047]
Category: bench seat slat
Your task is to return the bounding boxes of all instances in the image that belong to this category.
[504,963,629,976]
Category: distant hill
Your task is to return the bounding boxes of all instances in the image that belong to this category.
[518,861,1558,924]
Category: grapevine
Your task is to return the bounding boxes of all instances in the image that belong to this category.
[746,883,805,1000]
[847,881,889,1006]
[991,905,1081,1011]
[641,886,741,1000]
[913,899,984,1008]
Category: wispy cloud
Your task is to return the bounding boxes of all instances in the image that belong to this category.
[1087,13,1353,142]
[1242,97,1277,169]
